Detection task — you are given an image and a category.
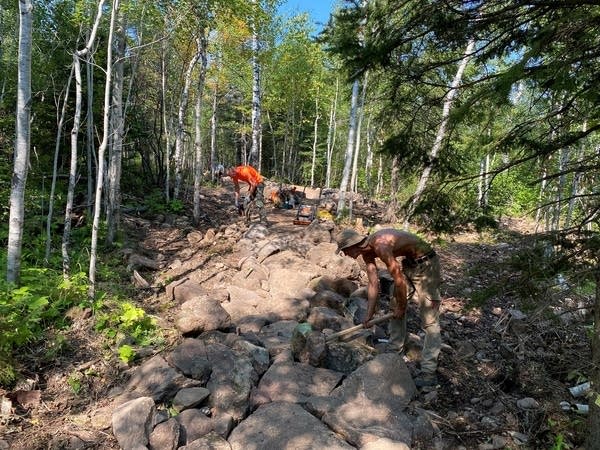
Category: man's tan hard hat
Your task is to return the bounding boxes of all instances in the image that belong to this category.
[335,229,367,250]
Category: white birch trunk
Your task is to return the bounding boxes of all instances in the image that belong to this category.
[337,79,360,216]
[89,0,119,299]
[364,115,373,196]
[173,48,200,199]
[376,155,383,195]
[351,71,368,194]
[193,34,208,225]
[62,56,82,276]
[383,155,400,222]
[250,6,261,168]
[106,10,126,245]
[326,76,339,188]
[404,39,475,229]
[45,67,73,262]
[86,55,95,217]
[552,146,569,231]
[7,0,33,283]
[310,94,319,187]
[565,121,587,228]
[210,84,218,182]
[161,34,172,202]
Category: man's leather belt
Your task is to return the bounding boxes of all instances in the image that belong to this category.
[405,251,436,267]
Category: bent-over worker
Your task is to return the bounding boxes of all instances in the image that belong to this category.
[335,228,442,387]
[224,165,267,223]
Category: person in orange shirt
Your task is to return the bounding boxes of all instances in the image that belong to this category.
[224,165,267,223]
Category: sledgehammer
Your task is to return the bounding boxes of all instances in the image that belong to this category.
[291,312,395,366]
[324,312,395,342]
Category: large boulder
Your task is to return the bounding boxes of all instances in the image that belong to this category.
[228,402,354,450]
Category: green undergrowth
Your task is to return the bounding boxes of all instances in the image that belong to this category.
[0,250,162,388]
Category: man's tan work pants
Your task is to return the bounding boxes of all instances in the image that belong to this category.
[388,255,442,375]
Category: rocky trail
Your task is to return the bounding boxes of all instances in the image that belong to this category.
[0,182,592,449]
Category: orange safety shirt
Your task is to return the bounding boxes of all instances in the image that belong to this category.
[229,165,263,186]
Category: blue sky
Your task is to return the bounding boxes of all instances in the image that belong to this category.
[278,0,338,31]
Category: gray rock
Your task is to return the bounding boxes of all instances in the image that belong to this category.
[149,418,180,450]
[122,355,202,402]
[322,353,415,447]
[173,387,211,412]
[176,298,231,335]
[177,408,213,445]
[309,289,348,313]
[323,341,375,374]
[228,402,354,450]
[290,325,327,366]
[256,320,298,356]
[361,437,410,450]
[307,306,354,331]
[112,396,155,450]
[252,361,344,406]
[168,339,213,384]
[180,431,232,450]
[203,342,258,420]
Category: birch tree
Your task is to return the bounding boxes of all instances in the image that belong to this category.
[173,38,201,199]
[106,9,127,245]
[403,39,475,229]
[63,0,105,275]
[89,0,120,299]
[193,33,208,225]
[325,76,339,188]
[249,0,261,168]
[45,68,72,262]
[7,0,33,283]
[336,78,359,216]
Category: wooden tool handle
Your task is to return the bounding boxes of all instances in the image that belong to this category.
[325,312,395,342]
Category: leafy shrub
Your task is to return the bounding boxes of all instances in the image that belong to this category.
[0,259,88,387]
[95,300,162,363]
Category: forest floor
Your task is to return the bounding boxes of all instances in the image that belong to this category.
[0,182,593,449]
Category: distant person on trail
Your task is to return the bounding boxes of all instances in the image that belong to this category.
[223,165,267,224]
[335,228,442,388]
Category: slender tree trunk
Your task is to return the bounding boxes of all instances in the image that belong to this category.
[535,160,548,230]
[310,94,320,187]
[351,71,368,194]
[365,115,373,197]
[62,56,82,276]
[325,76,339,188]
[89,0,119,299]
[478,153,490,210]
[565,140,585,229]
[106,10,126,245]
[0,5,5,107]
[404,39,475,229]
[383,155,400,222]
[161,34,172,202]
[376,155,383,196]
[7,0,33,283]
[337,79,360,217]
[86,52,96,217]
[82,1,106,217]
[552,146,569,231]
[249,0,261,168]
[45,67,73,262]
[210,84,218,182]
[173,46,200,199]
[193,33,208,225]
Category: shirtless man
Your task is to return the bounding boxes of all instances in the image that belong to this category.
[224,165,267,223]
[335,228,442,387]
